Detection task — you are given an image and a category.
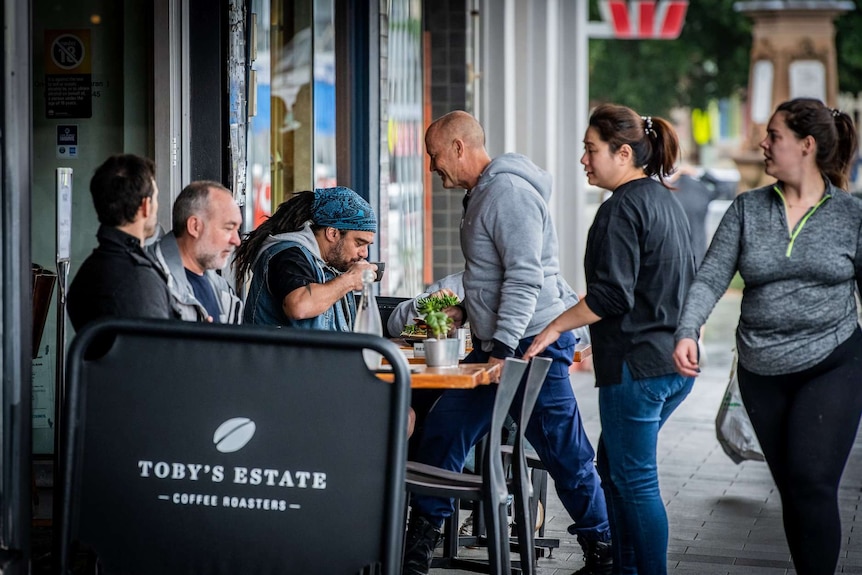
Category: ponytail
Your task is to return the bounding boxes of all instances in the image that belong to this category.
[641,115,679,186]
[829,111,858,190]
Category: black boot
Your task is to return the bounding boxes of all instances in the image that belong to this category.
[571,535,613,575]
[403,514,443,575]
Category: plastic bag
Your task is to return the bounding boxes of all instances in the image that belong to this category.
[715,352,765,464]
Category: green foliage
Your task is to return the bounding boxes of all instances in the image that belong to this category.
[589,0,862,114]
[836,1,862,95]
[416,294,460,315]
[588,0,752,116]
[423,310,453,339]
[414,294,460,338]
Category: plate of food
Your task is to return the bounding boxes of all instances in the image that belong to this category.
[400,322,428,344]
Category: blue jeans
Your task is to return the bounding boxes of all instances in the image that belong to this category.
[597,363,694,575]
[410,332,610,541]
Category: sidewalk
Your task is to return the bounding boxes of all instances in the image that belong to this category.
[433,290,862,574]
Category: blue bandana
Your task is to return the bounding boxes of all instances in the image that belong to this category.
[312,186,377,232]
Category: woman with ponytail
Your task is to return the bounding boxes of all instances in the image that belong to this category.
[525,103,697,574]
[674,98,862,574]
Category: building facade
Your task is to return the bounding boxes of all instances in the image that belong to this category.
[1,1,590,569]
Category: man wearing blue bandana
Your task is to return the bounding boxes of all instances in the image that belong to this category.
[233,186,378,331]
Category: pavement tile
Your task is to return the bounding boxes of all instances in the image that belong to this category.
[430,292,862,573]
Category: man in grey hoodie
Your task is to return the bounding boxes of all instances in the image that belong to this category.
[403,111,611,575]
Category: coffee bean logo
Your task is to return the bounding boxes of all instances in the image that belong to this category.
[213,417,256,453]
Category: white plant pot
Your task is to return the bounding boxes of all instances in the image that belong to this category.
[424,338,460,367]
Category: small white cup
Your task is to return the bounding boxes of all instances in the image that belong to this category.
[456,328,469,357]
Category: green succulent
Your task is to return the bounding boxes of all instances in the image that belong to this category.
[416,294,460,315]
[423,310,453,339]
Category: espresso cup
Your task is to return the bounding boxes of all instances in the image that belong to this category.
[368,261,385,282]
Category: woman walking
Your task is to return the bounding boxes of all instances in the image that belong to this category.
[526,103,696,574]
[673,98,862,575]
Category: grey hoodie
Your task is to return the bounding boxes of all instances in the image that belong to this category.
[461,153,571,355]
[676,181,862,375]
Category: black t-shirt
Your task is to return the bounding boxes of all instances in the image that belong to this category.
[267,246,317,302]
[583,177,696,386]
[185,269,221,322]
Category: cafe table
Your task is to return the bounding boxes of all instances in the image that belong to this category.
[376,339,591,388]
[375,362,501,389]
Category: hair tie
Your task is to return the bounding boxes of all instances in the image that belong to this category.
[641,115,655,137]
[832,108,841,118]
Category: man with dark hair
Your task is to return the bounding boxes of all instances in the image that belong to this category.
[233,186,377,331]
[149,180,243,323]
[67,154,174,331]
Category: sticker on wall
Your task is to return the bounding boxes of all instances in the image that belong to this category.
[56,125,79,159]
[44,29,92,119]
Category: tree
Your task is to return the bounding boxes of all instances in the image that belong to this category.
[588,0,752,116]
[588,0,862,115]
[836,0,862,95]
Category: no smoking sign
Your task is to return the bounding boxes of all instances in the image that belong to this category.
[51,34,86,71]
[44,29,92,119]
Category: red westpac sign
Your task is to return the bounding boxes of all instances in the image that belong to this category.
[600,1,689,39]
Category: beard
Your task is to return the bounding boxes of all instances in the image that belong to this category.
[327,235,357,272]
[197,246,232,272]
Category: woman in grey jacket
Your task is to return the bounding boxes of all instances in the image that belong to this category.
[674,98,862,575]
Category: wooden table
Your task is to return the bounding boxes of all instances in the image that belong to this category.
[388,340,592,364]
[378,338,589,389]
[574,342,592,362]
[375,362,501,389]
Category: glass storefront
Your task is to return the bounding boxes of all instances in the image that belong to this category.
[30,0,155,454]
[247,0,427,295]
[247,0,336,229]
[386,0,425,296]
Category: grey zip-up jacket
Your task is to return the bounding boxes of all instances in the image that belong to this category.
[461,153,571,356]
[676,180,862,376]
[150,232,243,324]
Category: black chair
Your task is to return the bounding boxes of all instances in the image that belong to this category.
[59,319,411,575]
[509,357,554,573]
[465,357,556,573]
[377,296,410,338]
[406,357,552,575]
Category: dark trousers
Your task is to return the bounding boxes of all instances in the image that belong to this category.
[738,327,862,575]
[409,331,611,541]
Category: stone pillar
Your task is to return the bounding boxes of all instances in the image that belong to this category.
[732,1,853,191]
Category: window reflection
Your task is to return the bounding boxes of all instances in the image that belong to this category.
[248,0,334,232]
[314,0,336,188]
[386,0,425,296]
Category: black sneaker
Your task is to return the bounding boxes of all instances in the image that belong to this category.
[403,514,443,575]
[571,535,612,575]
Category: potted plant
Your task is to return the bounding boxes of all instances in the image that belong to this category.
[418,297,460,367]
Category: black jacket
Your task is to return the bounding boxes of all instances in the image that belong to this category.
[584,178,696,386]
[67,225,174,331]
